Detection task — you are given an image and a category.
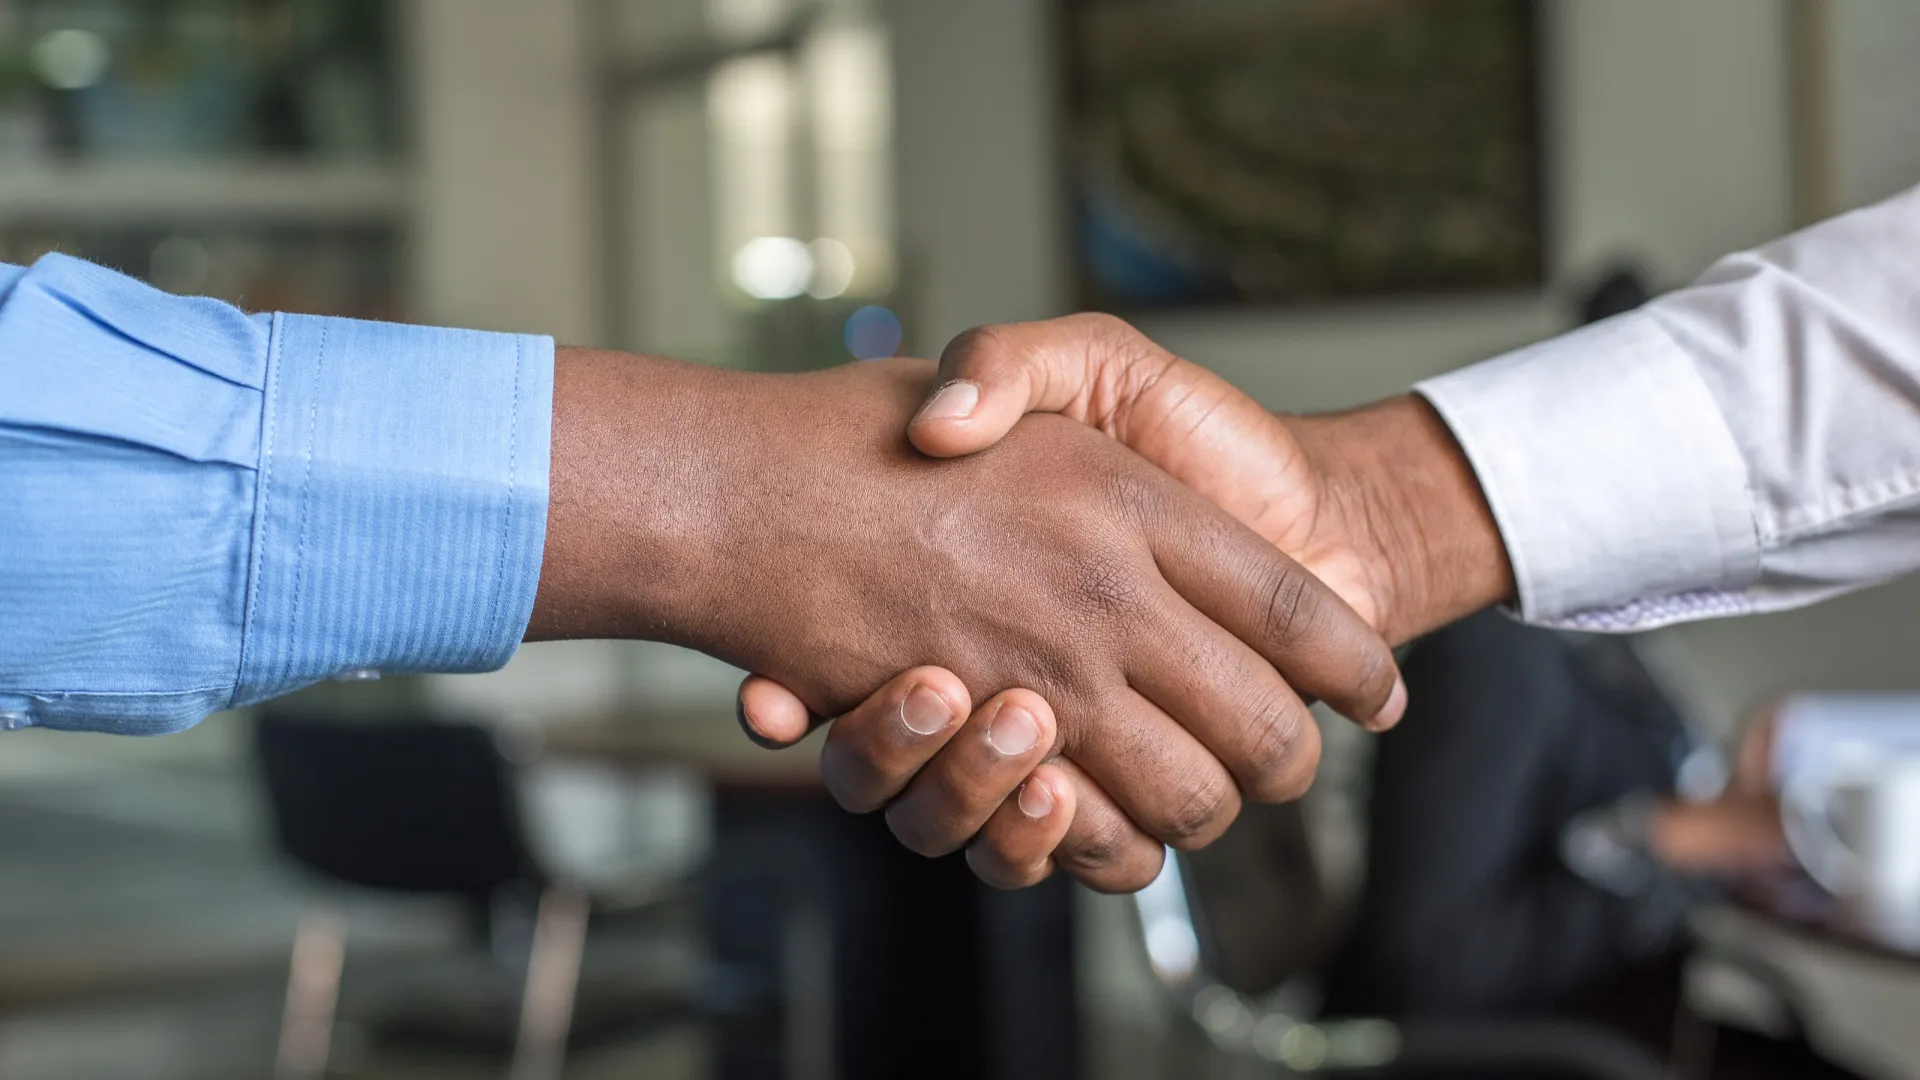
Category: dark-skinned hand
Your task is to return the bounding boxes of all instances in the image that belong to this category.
[530,348,1406,891]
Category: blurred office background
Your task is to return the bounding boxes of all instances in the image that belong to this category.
[5,1,1920,1078]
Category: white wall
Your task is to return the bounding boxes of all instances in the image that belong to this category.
[887,0,1069,349]
[410,0,602,342]
[1829,0,1920,212]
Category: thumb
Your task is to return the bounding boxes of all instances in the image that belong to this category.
[908,314,1153,458]
[736,674,825,749]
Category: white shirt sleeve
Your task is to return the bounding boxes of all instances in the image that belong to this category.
[1415,183,1920,631]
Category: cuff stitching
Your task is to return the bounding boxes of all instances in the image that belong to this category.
[282,321,329,684]
[232,315,284,707]
[1768,465,1920,541]
[483,336,524,646]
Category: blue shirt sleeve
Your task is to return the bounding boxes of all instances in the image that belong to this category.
[0,254,553,735]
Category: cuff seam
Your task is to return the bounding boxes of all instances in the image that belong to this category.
[1646,314,1763,595]
[282,319,328,693]
[484,335,525,646]
[231,312,285,709]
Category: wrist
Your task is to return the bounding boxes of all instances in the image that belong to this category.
[528,347,737,645]
[1292,395,1514,643]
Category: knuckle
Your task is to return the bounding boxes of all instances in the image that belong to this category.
[1076,312,1171,400]
[964,845,1018,889]
[1158,770,1239,850]
[1058,813,1134,875]
[1357,640,1397,704]
[1004,869,1048,890]
[1089,850,1166,895]
[826,779,886,816]
[1026,652,1088,710]
[1246,711,1320,804]
[1347,642,1396,717]
[1286,734,1324,801]
[1071,553,1148,622]
[1237,698,1309,799]
[967,841,1046,891]
[1260,566,1323,650]
[1075,311,1144,353]
[940,324,1012,375]
[926,764,994,828]
[1097,459,1162,521]
[818,747,890,815]
[885,802,962,859]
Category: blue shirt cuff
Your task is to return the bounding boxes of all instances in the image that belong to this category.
[233,313,553,706]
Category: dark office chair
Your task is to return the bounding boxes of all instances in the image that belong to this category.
[1133,807,1679,1080]
[254,711,652,1080]
[257,714,542,903]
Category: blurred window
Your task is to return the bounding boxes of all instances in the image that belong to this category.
[710,0,894,311]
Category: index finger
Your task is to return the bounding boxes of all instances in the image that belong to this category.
[737,674,826,748]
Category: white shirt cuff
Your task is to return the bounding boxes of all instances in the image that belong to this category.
[1414,312,1761,629]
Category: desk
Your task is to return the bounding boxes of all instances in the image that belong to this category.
[540,708,1081,1080]
[1686,899,1920,1080]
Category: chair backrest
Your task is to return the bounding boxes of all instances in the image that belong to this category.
[254,712,539,899]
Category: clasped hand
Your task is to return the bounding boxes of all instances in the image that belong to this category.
[534,317,1508,893]
[727,316,1482,892]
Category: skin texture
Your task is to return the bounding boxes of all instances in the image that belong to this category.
[528,346,1403,891]
[739,314,1517,889]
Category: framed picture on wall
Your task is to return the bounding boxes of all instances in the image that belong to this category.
[1061,0,1546,311]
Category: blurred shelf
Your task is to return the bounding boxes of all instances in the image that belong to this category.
[0,162,413,226]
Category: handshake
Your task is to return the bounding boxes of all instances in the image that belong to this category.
[529,314,1515,893]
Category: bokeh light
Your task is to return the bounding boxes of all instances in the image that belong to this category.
[31,29,111,91]
[731,236,813,300]
[843,305,903,360]
[150,237,210,295]
[807,237,856,299]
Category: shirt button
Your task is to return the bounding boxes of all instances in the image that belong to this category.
[333,668,382,683]
[0,711,30,731]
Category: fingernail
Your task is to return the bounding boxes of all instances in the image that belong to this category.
[900,685,953,736]
[987,704,1041,756]
[736,697,784,751]
[917,380,980,422]
[1372,677,1408,730]
[1018,778,1056,819]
